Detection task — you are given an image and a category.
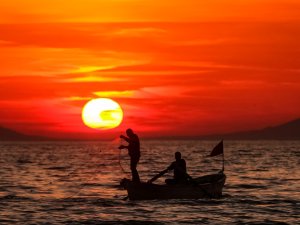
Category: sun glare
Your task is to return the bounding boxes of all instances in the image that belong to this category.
[82,98,123,129]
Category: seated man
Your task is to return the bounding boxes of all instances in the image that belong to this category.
[165,151,188,184]
[148,151,191,184]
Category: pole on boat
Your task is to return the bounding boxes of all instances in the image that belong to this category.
[208,140,224,172]
[222,147,225,172]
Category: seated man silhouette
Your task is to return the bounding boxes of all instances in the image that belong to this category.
[148,151,191,184]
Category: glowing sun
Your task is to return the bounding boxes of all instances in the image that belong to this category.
[82,98,123,129]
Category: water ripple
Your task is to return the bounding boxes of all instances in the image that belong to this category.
[0,140,299,224]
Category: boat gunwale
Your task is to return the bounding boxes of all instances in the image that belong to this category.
[121,173,226,200]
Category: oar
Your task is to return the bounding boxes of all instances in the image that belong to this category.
[147,169,168,183]
[122,196,129,201]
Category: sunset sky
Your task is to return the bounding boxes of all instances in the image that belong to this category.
[0,0,299,139]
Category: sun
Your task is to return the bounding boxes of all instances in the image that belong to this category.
[82,98,123,129]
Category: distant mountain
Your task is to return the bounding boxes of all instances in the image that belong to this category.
[0,126,47,141]
[1,118,299,141]
[203,118,300,140]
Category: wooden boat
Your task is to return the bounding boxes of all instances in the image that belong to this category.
[120,172,226,200]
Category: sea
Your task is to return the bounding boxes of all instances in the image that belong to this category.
[0,140,299,225]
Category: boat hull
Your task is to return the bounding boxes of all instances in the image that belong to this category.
[121,173,226,200]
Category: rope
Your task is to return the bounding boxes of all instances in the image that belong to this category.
[117,136,131,176]
[118,148,130,176]
[118,149,126,173]
[64,138,130,199]
[63,145,102,200]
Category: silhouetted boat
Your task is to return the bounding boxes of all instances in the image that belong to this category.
[121,173,226,200]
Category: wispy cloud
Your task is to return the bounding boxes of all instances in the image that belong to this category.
[62,96,92,101]
[169,38,238,46]
[94,91,135,98]
[61,76,125,83]
[1,1,300,23]
[110,27,167,37]
[0,21,300,137]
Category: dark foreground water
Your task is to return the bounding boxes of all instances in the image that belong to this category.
[0,140,299,224]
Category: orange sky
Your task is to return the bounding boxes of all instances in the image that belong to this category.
[0,1,300,139]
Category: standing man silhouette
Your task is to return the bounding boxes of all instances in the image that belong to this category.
[119,128,141,183]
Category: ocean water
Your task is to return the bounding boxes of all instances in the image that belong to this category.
[0,140,299,225]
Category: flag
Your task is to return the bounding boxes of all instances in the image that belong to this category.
[209,140,223,157]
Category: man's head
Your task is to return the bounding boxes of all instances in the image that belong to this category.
[175,151,181,161]
[126,128,134,137]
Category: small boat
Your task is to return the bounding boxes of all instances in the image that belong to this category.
[120,172,226,200]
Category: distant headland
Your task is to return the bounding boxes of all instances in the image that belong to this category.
[0,118,299,141]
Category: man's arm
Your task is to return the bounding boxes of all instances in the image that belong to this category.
[120,135,130,143]
[167,162,175,171]
[118,145,128,150]
[148,162,174,183]
[147,168,169,183]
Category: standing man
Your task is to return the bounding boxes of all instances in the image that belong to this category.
[119,128,141,183]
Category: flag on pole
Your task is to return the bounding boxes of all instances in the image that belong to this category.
[209,140,223,157]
